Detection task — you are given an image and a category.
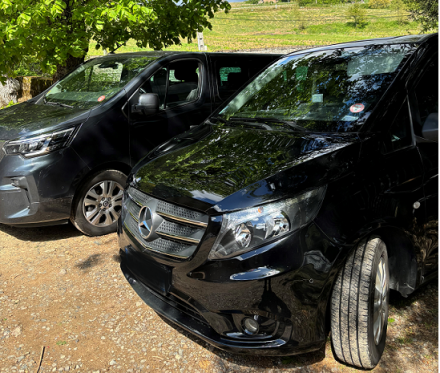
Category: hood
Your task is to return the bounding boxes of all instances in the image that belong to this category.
[133,124,362,214]
[0,102,91,140]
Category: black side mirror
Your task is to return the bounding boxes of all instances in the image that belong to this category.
[422,113,438,142]
[132,93,159,115]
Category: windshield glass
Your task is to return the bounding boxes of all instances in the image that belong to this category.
[218,44,416,132]
[45,55,158,109]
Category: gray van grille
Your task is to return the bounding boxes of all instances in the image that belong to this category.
[123,187,208,258]
[0,141,5,163]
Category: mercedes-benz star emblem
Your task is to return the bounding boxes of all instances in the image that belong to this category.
[138,206,153,239]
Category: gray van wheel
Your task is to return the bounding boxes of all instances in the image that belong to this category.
[331,237,389,369]
[71,170,127,236]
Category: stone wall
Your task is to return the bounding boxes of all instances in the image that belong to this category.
[0,76,53,108]
[0,78,20,108]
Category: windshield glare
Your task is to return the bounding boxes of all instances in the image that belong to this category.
[45,56,158,109]
[219,44,416,132]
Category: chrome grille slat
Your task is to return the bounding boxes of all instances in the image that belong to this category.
[128,187,153,206]
[157,200,209,227]
[123,187,208,259]
[156,220,204,244]
[126,197,141,221]
[156,232,200,245]
[157,211,208,228]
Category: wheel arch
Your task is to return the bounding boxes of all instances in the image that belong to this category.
[373,227,418,297]
[70,161,131,214]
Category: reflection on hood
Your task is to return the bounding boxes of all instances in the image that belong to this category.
[0,102,90,140]
[135,124,360,208]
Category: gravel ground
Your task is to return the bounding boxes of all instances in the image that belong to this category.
[0,223,438,373]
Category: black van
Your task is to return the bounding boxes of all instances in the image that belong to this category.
[0,51,281,235]
[118,34,438,369]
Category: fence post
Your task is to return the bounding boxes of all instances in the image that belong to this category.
[197,32,208,51]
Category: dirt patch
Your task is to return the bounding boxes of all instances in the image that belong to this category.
[0,223,437,372]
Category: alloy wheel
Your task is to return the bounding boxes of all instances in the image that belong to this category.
[82,180,123,227]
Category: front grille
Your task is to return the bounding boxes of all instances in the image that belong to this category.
[0,141,5,163]
[123,187,208,259]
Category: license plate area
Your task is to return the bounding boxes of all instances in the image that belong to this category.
[125,249,172,296]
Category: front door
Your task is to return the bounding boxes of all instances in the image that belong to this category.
[410,53,438,279]
[128,56,212,165]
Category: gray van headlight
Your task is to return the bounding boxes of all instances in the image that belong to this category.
[208,186,326,260]
[3,127,76,158]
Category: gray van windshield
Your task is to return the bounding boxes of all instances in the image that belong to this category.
[44,56,158,109]
[219,44,416,132]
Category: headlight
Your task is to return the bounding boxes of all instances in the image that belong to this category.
[3,127,76,158]
[208,186,326,260]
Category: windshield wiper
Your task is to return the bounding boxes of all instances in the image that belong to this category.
[43,98,73,109]
[229,117,307,132]
[227,117,273,130]
[209,116,227,124]
[210,116,272,130]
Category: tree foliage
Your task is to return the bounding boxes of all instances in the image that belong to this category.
[0,0,230,81]
[368,0,392,9]
[402,0,438,32]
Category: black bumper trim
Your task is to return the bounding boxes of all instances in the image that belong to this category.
[120,260,324,356]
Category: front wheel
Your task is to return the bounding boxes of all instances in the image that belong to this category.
[71,170,127,236]
[331,237,389,369]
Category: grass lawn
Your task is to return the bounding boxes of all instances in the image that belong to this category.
[88,3,425,56]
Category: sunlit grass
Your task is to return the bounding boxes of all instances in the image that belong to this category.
[88,3,424,57]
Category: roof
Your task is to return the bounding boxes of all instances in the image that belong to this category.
[286,34,437,56]
[89,50,282,62]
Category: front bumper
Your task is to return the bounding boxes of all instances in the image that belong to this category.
[0,147,87,226]
[120,258,326,355]
[119,218,341,356]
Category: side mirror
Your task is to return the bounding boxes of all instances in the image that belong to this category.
[422,113,438,142]
[132,93,159,115]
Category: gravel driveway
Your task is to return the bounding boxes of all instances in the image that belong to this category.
[0,223,437,373]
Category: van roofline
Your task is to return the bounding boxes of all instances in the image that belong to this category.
[285,34,437,56]
[87,51,283,61]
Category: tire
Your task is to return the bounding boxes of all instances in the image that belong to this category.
[70,170,127,236]
[331,237,389,369]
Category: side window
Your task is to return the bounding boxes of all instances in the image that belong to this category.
[139,59,201,109]
[386,99,413,152]
[167,60,200,107]
[217,66,247,100]
[414,56,438,135]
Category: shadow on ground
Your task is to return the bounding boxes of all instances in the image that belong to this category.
[75,254,103,270]
[0,222,82,242]
[376,282,439,372]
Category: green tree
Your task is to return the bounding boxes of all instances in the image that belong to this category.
[0,0,230,82]
[346,3,367,28]
[402,0,438,32]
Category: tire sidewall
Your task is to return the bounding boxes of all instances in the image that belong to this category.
[367,238,389,366]
[71,170,127,236]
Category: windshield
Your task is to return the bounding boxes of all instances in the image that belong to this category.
[44,55,158,109]
[218,44,416,132]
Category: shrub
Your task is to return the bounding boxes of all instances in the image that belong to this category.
[347,3,368,27]
[368,0,392,9]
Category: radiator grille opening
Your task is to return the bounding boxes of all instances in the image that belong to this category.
[123,187,208,258]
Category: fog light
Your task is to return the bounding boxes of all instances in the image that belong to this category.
[243,317,259,335]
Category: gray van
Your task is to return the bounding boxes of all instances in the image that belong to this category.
[0,51,281,235]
